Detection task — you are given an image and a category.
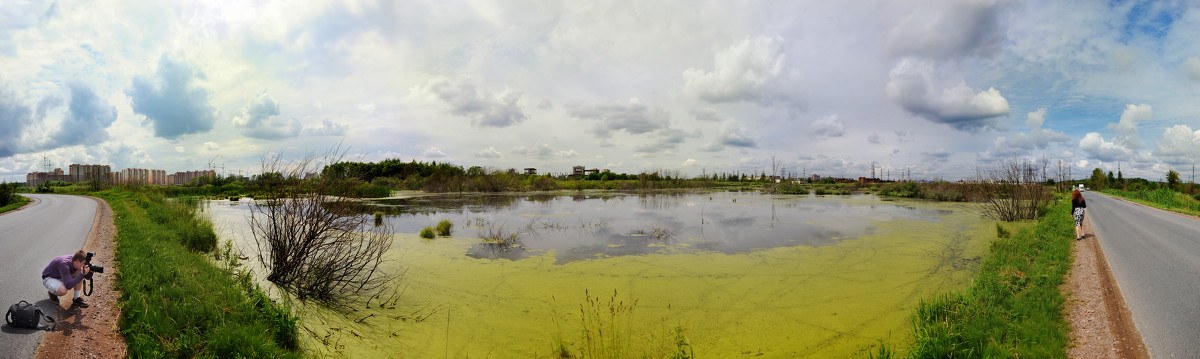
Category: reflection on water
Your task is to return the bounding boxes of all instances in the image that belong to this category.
[357,191,952,263]
[212,191,960,264]
[200,190,992,358]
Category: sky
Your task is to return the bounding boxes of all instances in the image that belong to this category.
[2,0,1200,183]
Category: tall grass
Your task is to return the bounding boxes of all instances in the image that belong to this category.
[97,188,301,357]
[897,197,1072,358]
[553,290,694,359]
[0,193,29,214]
[1105,188,1200,217]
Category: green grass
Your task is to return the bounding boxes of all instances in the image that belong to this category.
[96,188,301,358]
[420,226,436,239]
[436,219,454,236]
[882,197,1073,358]
[0,194,30,214]
[1104,188,1200,217]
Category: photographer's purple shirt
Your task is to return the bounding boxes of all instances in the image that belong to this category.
[41,254,85,289]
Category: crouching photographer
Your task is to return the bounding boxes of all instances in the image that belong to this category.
[40,250,103,308]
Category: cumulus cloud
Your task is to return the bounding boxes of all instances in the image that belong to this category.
[474,147,502,159]
[126,54,217,139]
[555,149,579,158]
[887,0,1010,60]
[683,35,789,104]
[868,133,884,144]
[1079,132,1133,162]
[702,125,757,151]
[1187,55,1200,81]
[422,147,447,158]
[567,99,670,138]
[411,76,527,127]
[691,108,725,122]
[809,114,845,138]
[304,119,348,136]
[204,141,219,151]
[635,128,701,154]
[232,93,300,140]
[1106,104,1151,149]
[0,85,32,157]
[46,82,117,149]
[512,143,555,158]
[989,108,1070,156]
[1155,124,1200,165]
[886,57,1009,131]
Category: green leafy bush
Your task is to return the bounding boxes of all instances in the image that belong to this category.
[420,226,436,239]
[436,219,453,236]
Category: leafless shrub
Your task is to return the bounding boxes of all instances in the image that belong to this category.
[248,146,397,305]
[974,158,1053,221]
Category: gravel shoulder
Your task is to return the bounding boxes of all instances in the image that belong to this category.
[35,196,127,359]
[1064,213,1149,358]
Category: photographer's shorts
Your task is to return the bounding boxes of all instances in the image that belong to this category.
[43,277,64,292]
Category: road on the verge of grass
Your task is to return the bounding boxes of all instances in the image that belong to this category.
[1083,191,1200,358]
[0,194,96,358]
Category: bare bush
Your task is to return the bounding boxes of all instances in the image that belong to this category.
[248,148,396,305]
[974,158,1053,221]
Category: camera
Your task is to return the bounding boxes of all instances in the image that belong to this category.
[85,251,104,274]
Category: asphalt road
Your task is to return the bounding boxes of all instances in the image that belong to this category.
[0,194,96,358]
[1083,192,1200,358]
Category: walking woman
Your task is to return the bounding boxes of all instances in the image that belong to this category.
[1072,184,1087,240]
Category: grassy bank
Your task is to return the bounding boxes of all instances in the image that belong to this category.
[0,193,30,214]
[882,197,1072,358]
[1103,188,1200,217]
[96,188,301,357]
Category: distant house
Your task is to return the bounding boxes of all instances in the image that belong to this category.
[524,168,537,175]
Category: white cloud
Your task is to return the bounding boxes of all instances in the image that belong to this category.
[422,147,447,158]
[1187,55,1200,81]
[700,124,759,153]
[885,0,1010,60]
[512,143,555,158]
[691,108,725,122]
[1022,108,1070,148]
[555,150,578,158]
[204,141,219,151]
[635,128,700,154]
[126,54,217,139]
[410,76,527,128]
[1107,104,1151,149]
[989,108,1070,156]
[886,57,1009,131]
[683,35,790,104]
[868,133,884,144]
[1079,132,1133,162]
[809,114,845,138]
[474,147,502,159]
[1155,124,1200,165]
[232,92,300,140]
[567,99,670,139]
[304,119,348,136]
[681,158,696,167]
[174,146,185,153]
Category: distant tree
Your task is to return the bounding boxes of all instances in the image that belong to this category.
[1089,168,1106,190]
[1167,169,1181,190]
[1117,170,1125,190]
[1107,171,1115,187]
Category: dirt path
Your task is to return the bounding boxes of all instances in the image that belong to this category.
[35,196,127,359]
[1064,213,1149,358]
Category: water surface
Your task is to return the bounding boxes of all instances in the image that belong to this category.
[203,191,992,358]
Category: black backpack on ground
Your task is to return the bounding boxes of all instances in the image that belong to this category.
[5,300,55,331]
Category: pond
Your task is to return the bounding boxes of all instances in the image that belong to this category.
[201,190,993,358]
